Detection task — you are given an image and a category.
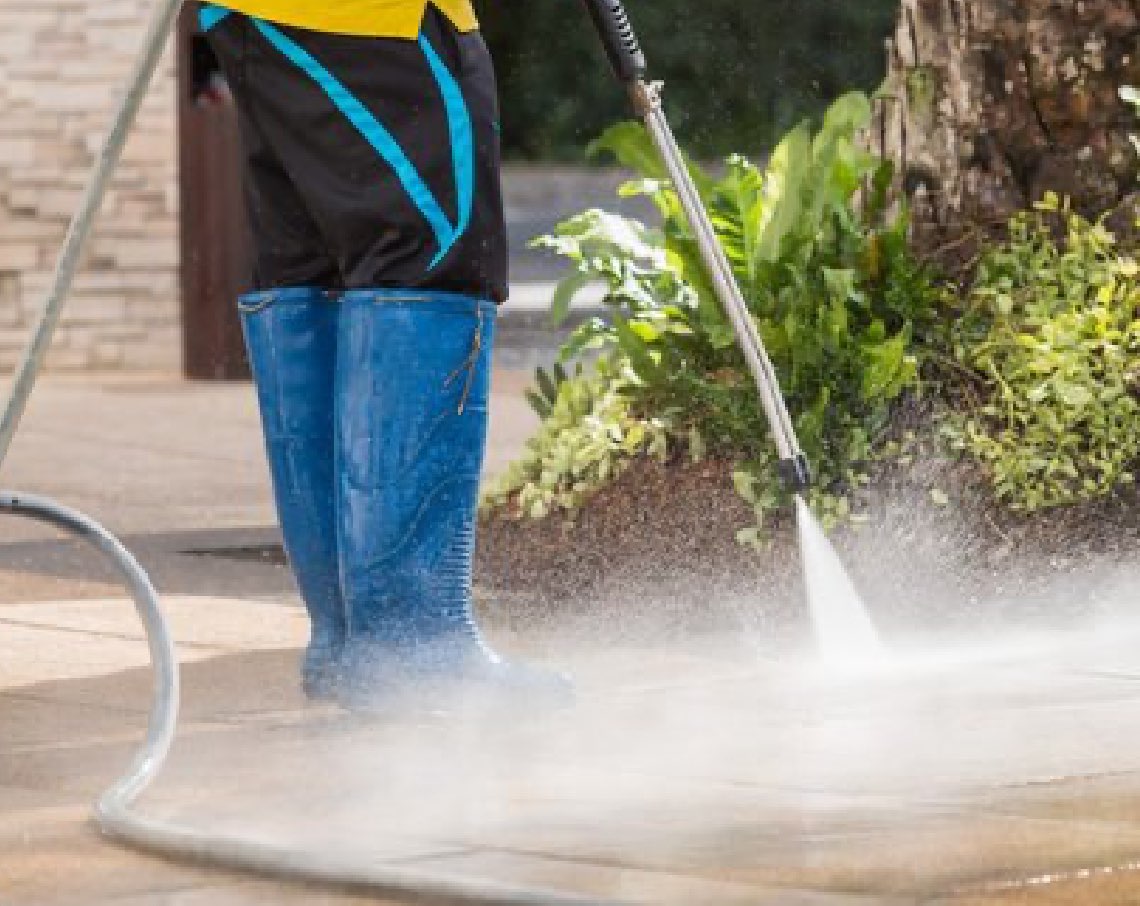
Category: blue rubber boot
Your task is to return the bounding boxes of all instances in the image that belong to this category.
[334,289,571,710]
[239,288,346,701]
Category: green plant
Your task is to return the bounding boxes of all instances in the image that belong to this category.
[481,361,669,519]
[486,92,939,534]
[946,195,1140,510]
[526,362,572,420]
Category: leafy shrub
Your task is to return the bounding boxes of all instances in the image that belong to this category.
[945,195,1140,511]
[482,361,668,519]
[485,93,939,535]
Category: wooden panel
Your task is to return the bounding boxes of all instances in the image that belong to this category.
[177,7,252,381]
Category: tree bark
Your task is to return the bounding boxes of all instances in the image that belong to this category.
[875,0,1140,264]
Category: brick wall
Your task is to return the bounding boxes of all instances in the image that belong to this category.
[0,2,181,373]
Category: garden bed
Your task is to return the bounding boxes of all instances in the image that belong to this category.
[476,427,1140,647]
[476,97,1140,650]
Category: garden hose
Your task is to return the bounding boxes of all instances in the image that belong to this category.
[0,492,607,905]
[580,0,812,493]
[0,1,612,902]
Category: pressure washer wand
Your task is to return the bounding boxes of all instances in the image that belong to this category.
[581,0,812,493]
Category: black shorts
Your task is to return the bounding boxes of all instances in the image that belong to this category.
[201,4,508,301]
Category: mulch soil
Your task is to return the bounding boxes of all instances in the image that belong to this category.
[475,442,1140,648]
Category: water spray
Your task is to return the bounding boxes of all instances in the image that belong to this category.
[0,0,884,898]
[582,0,883,662]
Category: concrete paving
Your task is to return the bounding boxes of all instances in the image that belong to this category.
[4,375,1140,904]
[0,370,539,541]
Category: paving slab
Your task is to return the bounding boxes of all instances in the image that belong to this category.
[0,596,306,689]
[5,376,1140,904]
[0,372,537,544]
[7,607,1140,904]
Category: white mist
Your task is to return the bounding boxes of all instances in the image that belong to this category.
[795,494,884,667]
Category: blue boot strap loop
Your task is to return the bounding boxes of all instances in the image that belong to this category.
[443,304,485,415]
[338,289,493,414]
[238,288,337,315]
[345,288,496,312]
[237,295,276,316]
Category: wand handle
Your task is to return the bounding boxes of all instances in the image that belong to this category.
[580,0,646,82]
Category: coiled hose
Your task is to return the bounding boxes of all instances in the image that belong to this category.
[1,494,603,904]
[0,1,610,902]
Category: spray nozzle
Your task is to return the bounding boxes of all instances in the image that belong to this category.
[778,453,812,494]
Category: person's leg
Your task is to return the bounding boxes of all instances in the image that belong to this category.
[333,292,495,671]
[202,7,346,699]
[222,7,507,299]
[333,289,570,707]
[237,288,343,699]
[207,6,567,705]
[327,21,565,704]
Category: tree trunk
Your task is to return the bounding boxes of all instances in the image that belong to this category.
[875,0,1140,264]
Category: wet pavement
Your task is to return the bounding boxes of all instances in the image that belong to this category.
[4,376,1140,905]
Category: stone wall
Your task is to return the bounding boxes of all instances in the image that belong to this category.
[0,1,180,373]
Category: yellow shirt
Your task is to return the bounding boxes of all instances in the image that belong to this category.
[214,1,478,38]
